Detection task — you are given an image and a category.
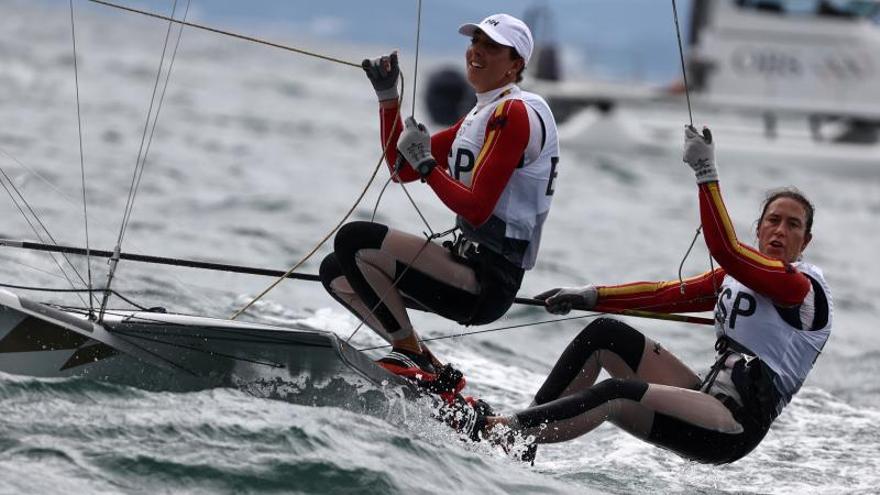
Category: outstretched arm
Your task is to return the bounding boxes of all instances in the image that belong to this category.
[595,269,723,314]
[536,268,723,315]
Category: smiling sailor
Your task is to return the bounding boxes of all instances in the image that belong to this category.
[319,13,560,396]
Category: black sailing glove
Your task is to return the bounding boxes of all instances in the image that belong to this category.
[362,52,400,102]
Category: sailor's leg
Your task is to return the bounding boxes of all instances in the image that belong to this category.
[319,252,393,343]
[353,227,485,352]
[358,227,481,316]
[504,380,742,451]
[531,318,700,408]
[325,221,480,353]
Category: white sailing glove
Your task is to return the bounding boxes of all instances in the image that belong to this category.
[534,286,598,315]
[397,116,437,178]
[362,52,400,102]
[683,125,718,184]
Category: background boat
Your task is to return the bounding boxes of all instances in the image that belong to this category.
[532,0,880,171]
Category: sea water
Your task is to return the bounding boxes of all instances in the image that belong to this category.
[1,2,879,494]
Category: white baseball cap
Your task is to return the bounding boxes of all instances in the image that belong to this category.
[458,13,534,66]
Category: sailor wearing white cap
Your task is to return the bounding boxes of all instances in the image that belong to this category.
[458,13,534,65]
[457,13,533,91]
[321,14,560,399]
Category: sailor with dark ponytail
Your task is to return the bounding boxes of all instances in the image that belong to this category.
[475,126,832,465]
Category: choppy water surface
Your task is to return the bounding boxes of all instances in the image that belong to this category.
[1,2,879,494]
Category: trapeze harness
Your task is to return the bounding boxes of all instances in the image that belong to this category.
[685,260,833,462]
[709,260,831,402]
[319,83,559,334]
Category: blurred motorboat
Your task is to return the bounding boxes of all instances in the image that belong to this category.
[526,0,880,168]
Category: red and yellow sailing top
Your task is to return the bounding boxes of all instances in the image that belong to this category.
[380,83,559,269]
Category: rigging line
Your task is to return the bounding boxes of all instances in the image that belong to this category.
[357,298,717,351]
[708,252,718,297]
[100,0,184,322]
[0,179,80,293]
[357,313,599,351]
[332,23,446,343]
[0,282,152,310]
[0,148,80,203]
[69,0,95,315]
[411,0,423,118]
[120,0,191,246]
[0,147,224,313]
[2,257,72,281]
[0,168,88,287]
[678,224,703,293]
[371,175,396,222]
[397,176,435,236]
[671,0,693,127]
[513,296,715,326]
[80,289,152,311]
[117,0,180,248]
[230,75,408,320]
[671,0,717,295]
[0,169,90,307]
[88,0,360,68]
[392,0,436,236]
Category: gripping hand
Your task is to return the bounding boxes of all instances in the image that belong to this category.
[362,52,400,102]
[397,116,437,178]
[683,125,718,184]
[534,286,598,315]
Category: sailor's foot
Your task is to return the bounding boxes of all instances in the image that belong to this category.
[438,395,493,441]
[519,442,538,465]
[497,429,538,465]
[436,396,537,463]
[377,348,466,398]
[482,415,538,464]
